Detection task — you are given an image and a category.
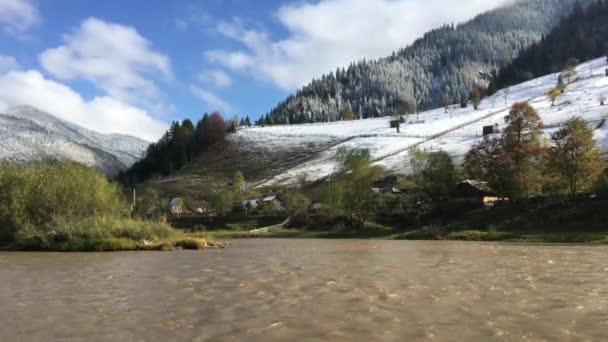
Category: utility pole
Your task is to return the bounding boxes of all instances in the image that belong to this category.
[131,188,136,212]
[328,174,332,208]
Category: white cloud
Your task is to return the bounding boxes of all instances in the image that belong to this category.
[0,54,18,73]
[206,0,512,91]
[39,17,172,106]
[174,8,212,32]
[0,0,39,36]
[205,50,254,71]
[190,85,233,113]
[0,69,166,141]
[199,69,233,88]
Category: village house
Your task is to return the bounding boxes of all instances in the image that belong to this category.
[372,175,406,194]
[454,180,504,208]
[241,198,260,212]
[389,116,406,128]
[483,123,500,136]
[260,194,286,211]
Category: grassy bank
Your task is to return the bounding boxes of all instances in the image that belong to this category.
[0,162,221,252]
[207,225,608,244]
[205,200,608,244]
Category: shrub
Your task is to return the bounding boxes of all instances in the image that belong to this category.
[0,162,176,250]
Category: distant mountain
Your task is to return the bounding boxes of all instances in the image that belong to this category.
[0,106,149,176]
[259,0,593,125]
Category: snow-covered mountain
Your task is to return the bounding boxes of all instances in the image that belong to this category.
[261,0,595,125]
[229,57,608,186]
[0,106,149,176]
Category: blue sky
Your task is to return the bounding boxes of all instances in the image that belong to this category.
[0,0,508,140]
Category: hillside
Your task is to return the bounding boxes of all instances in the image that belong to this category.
[259,0,591,125]
[495,0,608,90]
[0,106,149,176]
[145,57,608,199]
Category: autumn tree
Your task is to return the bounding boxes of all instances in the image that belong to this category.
[233,170,246,197]
[502,102,546,198]
[336,148,382,228]
[344,110,355,121]
[204,112,227,144]
[464,137,510,196]
[545,87,562,106]
[419,151,457,201]
[393,99,413,133]
[548,117,604,198]
[470,87,482,110]
[562,58,579,84]
[442,92,450,113]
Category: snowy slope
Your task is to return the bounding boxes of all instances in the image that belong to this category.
[230,57,608,186]
[0,105,149,176]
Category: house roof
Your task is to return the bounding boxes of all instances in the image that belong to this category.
[458,180,497,196]
[262,195,277,202]
[168,197,183,208]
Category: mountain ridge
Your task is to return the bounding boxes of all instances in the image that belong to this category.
[0,105,149,176]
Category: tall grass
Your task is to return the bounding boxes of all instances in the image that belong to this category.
[0,162,211,251]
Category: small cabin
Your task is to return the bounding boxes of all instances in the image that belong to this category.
[389,117,405,128]
[261,195,285,211]
[455,180,503,208]
[483,124,500,136]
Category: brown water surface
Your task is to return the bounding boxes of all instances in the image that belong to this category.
[1,239,607,341]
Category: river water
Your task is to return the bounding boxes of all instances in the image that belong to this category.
[0,239,607,341]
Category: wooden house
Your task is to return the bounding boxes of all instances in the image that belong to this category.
[483,124,500,136]
[455,180,502,208]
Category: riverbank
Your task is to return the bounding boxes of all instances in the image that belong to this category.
[205,200,608,244]
[206,225,608,243]
[1,233,222,252]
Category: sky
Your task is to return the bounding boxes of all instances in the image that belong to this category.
[0,0,511,141]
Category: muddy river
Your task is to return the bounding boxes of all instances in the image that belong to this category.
[1,239,607,341]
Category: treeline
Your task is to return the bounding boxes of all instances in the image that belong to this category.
[492,0,608,91]
[320,101,606,229]
[464,102,604,199]
[118,112,251,186]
